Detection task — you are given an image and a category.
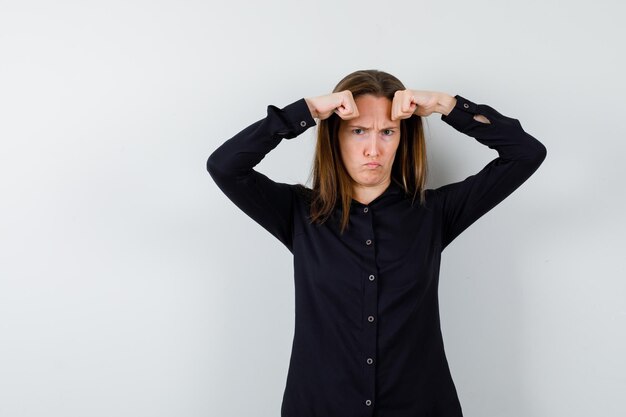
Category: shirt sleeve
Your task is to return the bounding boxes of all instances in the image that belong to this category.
[206,98,316,252]
[434,95,547,250]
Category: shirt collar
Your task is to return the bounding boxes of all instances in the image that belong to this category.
[350,179,404,208]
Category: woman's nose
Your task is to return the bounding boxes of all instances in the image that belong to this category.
[365,136,379,157]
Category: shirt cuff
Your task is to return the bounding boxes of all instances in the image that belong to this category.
[271,98,317,139]
[440,95,482,132]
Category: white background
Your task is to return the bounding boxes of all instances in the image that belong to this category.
[1,1,625,416]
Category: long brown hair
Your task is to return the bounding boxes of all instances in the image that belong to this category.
[300,69,427,234]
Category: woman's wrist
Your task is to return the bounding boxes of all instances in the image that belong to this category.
[303,98,317,119]
[436,93,457,116]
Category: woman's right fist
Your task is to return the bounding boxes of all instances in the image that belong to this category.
[304,91,359,121]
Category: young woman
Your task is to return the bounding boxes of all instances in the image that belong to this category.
[207,69,546,417]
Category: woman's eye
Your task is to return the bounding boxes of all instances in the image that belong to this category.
[383,129,394,136]
[352,128,364,135]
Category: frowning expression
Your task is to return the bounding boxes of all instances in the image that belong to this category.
[338,94,401,188]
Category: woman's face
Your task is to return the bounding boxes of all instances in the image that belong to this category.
[338,94,401,190]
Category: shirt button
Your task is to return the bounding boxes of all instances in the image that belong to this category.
[300,120,307,127]
[367,315,375,322]
[365,239,372,245]
[365,399,372,406]
[369,274,375,281]
[363,207,368,213]
[463,103,469,109]
[366,358,374,365]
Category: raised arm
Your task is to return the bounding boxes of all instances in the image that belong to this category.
[437,94,546,249]
[206,99,315,251]
[206,91,360,251]
[393,90,547,249]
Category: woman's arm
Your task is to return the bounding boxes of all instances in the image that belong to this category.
[391,91,546,249]
[207,91,360,251]
[206,99,315,251]
[433,94,547,249]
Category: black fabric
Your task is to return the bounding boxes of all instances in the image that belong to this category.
[207,95,547,417]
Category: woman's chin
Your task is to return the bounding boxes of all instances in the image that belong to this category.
[355,176,388,187]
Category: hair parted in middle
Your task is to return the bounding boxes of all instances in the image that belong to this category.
[299,69,428,235]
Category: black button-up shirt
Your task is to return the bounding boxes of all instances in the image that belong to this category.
[206,95,547,417]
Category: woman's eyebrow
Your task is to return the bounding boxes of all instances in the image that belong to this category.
[347,125,398,129]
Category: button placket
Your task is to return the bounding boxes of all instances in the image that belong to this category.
[364,207,372,246]
[361,203,378,409]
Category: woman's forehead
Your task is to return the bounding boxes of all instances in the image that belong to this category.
[351,95,398,126]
